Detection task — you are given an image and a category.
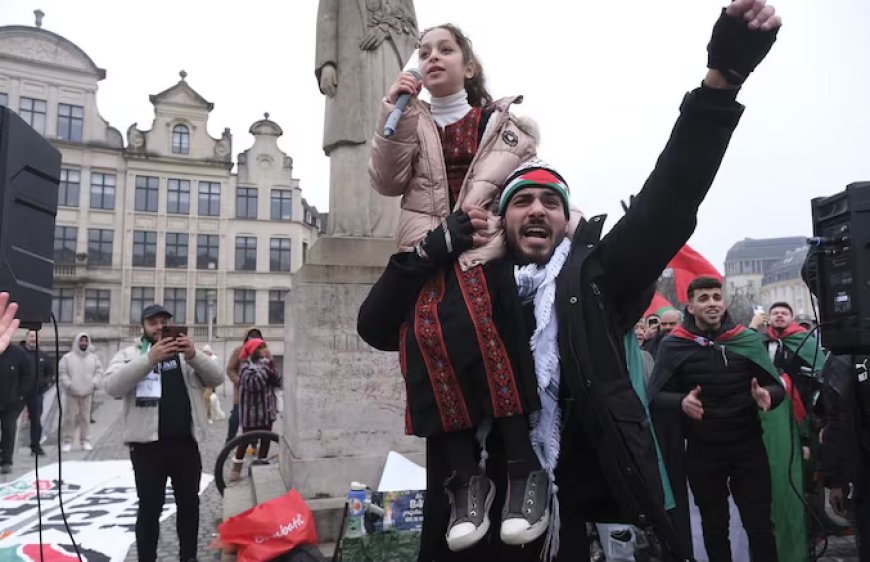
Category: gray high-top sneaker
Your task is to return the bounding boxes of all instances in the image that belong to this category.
[445,473,496,552]
[500,469,550,545]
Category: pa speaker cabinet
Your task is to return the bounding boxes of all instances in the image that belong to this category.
[0,105,61,329]
[811,182,870,354]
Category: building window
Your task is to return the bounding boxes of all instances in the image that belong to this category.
[135,176,159,212]
[130,287,155,323]
[52,288,74,323]
[59,168,80,207]
[84,289,111,324]
[302,242,308,264]
[198,182,220,216]
[87,228,113,266]
[197,234,219,270]
[234,289,256,325]
[195,289,217,324]
[165,232,189,268]
[270,238,292,272]
[54,226,78,265]
[235,236,257,271]
[90,173,116,210]
[19,97,46,134]
[132,230,157,267]
[172,124,190,154]
[0,93,7,106]
[269,290,288,325]
[164,288,187,324]
[167,178,190,214]
[57,103,84,141]
[236,187,258,219]
[271,189,292,220]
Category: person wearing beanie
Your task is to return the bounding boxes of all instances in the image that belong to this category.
[360,2,782,560]
[229,338,282,482]
[102,304,223,562]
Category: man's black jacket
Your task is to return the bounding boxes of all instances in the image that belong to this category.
[18,341,55,395]
[820,354,870,500]
[0,345,34,412]
[359,85,743,561]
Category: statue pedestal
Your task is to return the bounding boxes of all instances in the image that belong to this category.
[282,236,425,498]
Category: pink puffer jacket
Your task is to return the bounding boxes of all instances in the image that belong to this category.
[368,95,539,270]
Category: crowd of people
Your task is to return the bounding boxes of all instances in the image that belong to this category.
[0,296,282,562]
[357,0,865,561]
[1,0,868,560]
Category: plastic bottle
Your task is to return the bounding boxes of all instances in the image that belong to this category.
[346,482,367,538]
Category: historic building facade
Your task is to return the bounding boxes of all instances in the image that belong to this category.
[0,17,324,364]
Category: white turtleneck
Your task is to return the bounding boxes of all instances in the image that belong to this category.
[430,90,472,129]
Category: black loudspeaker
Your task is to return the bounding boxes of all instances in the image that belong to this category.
[0,105,61,330]
[810,182,870,354]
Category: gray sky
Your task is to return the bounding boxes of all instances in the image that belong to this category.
[2,1,868,269]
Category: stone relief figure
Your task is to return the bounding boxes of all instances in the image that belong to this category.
[316,0,417,238]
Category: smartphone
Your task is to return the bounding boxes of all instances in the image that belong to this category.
[162,326,188,340]
[753,305,765,316]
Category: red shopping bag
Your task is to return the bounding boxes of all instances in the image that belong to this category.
[218,489,319,562]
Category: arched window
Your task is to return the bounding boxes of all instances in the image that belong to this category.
[172,124,190,154]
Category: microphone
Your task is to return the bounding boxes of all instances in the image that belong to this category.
[383,69,422,138]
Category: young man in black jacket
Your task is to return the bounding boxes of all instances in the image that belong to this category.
[0,335,32,473]
[649,277,784,562]
[19,329,55,456]
[358,2,781,560]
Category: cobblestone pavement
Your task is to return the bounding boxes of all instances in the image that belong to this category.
[3,388,861,561]
[90,389,236,562]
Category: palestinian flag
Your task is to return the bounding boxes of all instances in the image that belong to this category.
[767,322,826,372]
[656,324,808,562]
[667,244,722,303]
[644,291,675,319]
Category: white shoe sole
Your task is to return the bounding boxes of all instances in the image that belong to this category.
[500,508,550,546]
[446,481,496,552]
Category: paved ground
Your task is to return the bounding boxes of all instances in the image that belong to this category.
[2,386,861,561]
[2,384,237,562]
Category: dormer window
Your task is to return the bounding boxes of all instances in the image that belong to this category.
[172,124,190,154]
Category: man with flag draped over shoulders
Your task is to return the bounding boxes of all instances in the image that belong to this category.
[649,276,808,562]
[751,301,825,417]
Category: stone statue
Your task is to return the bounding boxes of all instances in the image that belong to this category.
[316,0,417,238]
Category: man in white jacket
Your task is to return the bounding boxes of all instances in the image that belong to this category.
[103,304,223,562]
[58,332,102,451]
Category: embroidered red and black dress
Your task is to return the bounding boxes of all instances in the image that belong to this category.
[440,106,481,206]
[359,250,540,438]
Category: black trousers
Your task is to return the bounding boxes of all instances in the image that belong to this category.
[226,404,240,443]
[24,392,43,449]
[0,408,18,465]
[130,437,202,562]
[687,437,778,562]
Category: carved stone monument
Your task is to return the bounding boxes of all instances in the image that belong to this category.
[281,0,423,499]
[314,0,417,238]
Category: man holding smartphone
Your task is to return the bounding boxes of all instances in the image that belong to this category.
[103,304,223,562]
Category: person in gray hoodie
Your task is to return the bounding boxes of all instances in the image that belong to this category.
[58,332,103,451]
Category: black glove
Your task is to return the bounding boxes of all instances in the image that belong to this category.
[707,7,779,86]
[416,211,474,264]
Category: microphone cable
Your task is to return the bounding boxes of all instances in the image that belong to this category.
[49,312,83,560]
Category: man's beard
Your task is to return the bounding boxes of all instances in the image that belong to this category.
[506,229,566,266]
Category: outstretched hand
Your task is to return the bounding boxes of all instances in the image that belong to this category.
[707,0,782,86]
[0,292,20,355]
[751,378,772,411]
